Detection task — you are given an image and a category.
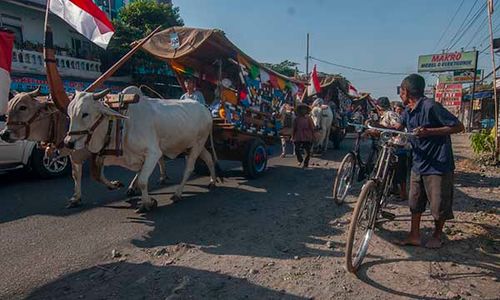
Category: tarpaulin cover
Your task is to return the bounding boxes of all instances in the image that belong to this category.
[139,27,304,85]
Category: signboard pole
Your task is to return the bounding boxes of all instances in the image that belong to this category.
[468,50,479,131]
[487,1,499,161]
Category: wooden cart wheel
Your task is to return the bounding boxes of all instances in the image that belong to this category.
[242,138,268,179]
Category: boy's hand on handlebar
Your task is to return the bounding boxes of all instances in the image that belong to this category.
[414,126,430,137]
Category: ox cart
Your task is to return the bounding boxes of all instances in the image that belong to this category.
[139,27,306,178]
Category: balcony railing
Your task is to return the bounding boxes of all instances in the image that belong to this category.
[11,49,102,79]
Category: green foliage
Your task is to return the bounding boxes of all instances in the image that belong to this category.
[262,60,299,77]
[101,0,183,76]
[470,129,495,155]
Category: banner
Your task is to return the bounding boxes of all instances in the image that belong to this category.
[435,83,462,116]
[418,51,478,72]
[438,70,482,84]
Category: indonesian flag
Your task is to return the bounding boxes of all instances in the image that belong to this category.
[348,84,359,97]
[307,65,321,96]
[49,0,115,49]
[0,29,14,115]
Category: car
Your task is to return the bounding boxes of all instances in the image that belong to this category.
[0,117,71,178]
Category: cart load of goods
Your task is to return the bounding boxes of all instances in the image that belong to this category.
[138,27,305,139]
[214,54,304,137]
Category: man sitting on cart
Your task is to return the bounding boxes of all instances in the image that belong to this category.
[180,78,206,105]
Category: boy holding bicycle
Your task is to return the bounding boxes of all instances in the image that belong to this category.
[396,74,464,249]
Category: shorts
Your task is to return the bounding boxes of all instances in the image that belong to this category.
[409,171,454,220]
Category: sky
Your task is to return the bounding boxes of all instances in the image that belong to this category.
[173,0,498,101]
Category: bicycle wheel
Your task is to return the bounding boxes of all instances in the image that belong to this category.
[332,152,357,205]
[345,180,378,273]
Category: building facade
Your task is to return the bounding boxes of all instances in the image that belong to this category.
[1,0,130,93]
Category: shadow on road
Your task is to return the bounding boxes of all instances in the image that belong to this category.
[26,262,306,300]
[130,162,349,260]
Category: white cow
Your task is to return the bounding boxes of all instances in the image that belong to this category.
[310,105,333,153]
[64,88,219,213]
[0,87,170,208]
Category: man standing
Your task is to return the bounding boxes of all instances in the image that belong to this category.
[180,78,206,105]
[397,74,464,248]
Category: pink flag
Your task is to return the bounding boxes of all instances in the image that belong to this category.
[0,29,15,115]
[49,0,115,49]
[307,65,321,96]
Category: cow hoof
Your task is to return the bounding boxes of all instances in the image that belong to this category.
[126,188,139,197]
[171,195,182,203]
[208,182,216,190]
[135,205,148,214]
[66,199,81,209]
[108,180,124,190]
[151,199,158,209]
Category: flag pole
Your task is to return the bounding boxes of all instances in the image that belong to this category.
[85,25,162,92]
[44,0,50,38]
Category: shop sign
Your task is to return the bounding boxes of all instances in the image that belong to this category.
[435,83,462,116]
[10,75,126,94]
[438,70,482,84]
[418,51,478,72]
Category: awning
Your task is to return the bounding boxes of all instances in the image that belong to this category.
[463,90,493,100]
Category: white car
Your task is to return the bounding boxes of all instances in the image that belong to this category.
[0,118,70,178]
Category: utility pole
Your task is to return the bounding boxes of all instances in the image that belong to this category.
[468,49,479,131]
[487,0,499,160]
[306,33,310,78]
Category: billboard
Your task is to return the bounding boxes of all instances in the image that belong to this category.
[418,51,478,73]
[435,83,462,116]
[438,70,482,84]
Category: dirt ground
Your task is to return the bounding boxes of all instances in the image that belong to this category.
[21,135,500,299]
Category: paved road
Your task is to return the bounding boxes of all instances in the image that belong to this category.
[0,140,353,299]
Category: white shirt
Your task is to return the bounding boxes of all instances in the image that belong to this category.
[180,90,206,105]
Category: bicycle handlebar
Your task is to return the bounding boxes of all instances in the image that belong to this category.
[366,124,415,136]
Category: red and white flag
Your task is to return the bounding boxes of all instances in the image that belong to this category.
[49,0,115,49]
[307,65,321,96]
[0,29,15,115]
[348,83,359,97]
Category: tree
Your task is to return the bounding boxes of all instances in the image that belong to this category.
[262,60,299,77]
[100,0,184,77]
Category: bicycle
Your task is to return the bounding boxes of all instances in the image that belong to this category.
[344,124,414,273]
[332,122,379,205]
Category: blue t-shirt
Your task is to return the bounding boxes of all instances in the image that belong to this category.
[401,97,459,175]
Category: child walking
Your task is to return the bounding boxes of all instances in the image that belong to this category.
[292,104,315,168]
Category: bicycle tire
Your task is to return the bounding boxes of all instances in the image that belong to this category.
[345,180,378,273]
[332,152,356,205]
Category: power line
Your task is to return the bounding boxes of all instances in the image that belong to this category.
[445,0,480,51]
[448,2,487,50]
[433,0,466,52]
[464,13,488,49]
[309,56,408,76]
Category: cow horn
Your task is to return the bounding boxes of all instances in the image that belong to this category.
[27,86,41,97]
[93,88,111,100]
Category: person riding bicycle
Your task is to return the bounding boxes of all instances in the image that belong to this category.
[396,74,464,249]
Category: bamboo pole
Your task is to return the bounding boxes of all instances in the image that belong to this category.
[85,25,163,92]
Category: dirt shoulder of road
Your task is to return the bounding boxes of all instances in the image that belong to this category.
[19,134,500,299]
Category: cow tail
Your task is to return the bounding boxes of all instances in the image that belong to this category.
[209,123,224,183]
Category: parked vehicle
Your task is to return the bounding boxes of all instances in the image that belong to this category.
[0,119,70,178]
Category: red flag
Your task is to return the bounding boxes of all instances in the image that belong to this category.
[49,0,115,49]
[348,84,359,97]
[0,29,15,115]
[307,65,321,96]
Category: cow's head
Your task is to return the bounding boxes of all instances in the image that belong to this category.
[310,106,322,129]
[0,87,53,143]
[64,89,126,153]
